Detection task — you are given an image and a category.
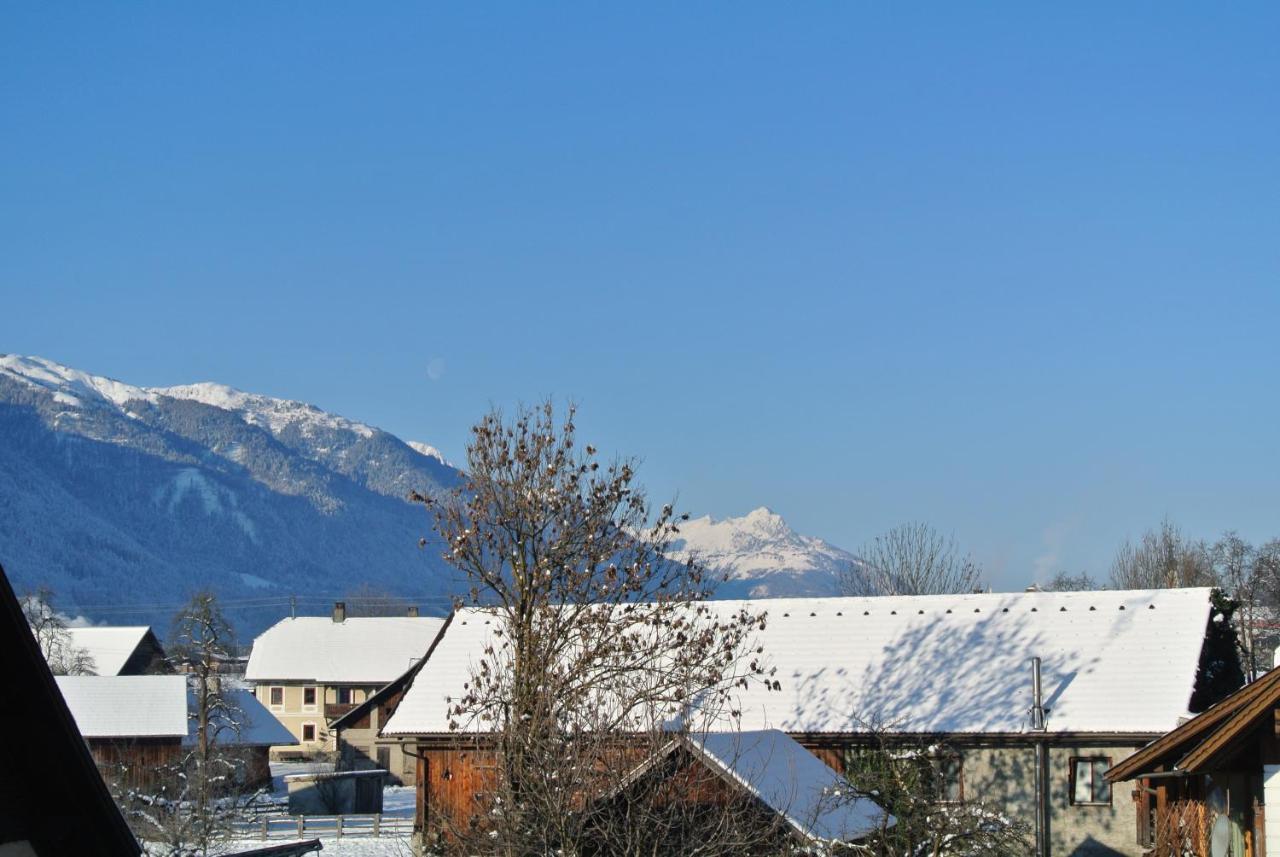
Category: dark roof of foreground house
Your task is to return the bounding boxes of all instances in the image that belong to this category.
[0,562,141,856]
[1107,663,1280,782]
[221,840,323,857]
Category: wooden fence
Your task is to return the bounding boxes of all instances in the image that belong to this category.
[1152,800,1207,857]
[229,813,414,840]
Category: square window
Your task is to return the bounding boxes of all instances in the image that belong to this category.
[302,723,316,742]
[303,687,317,707]
[1070,757,1112,805]
[269,687,283,707]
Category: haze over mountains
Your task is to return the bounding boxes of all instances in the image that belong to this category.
[0,355,849,635]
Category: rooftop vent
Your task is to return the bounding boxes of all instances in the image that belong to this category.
[332,601,346,623]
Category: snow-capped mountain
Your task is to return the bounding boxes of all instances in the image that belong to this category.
[0,355,464,634]
[0,354,857,633]
[669,507,857,598]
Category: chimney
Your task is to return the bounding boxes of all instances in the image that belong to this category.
[332,601,346,623]
[1030,656,1046,731]
[407,605,419,618]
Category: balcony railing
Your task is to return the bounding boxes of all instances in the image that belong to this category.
[324,702,359,721]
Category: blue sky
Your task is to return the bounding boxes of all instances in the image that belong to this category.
[2,4,1278,589]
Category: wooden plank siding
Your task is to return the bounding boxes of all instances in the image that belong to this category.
[87,738,184,792]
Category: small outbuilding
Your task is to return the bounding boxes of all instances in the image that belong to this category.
[285,769,388,815]
[1107,665,1280,856]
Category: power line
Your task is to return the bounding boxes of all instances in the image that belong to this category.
[71,592,458,615]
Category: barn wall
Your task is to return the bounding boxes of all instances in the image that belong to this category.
[88,739,184,792]
[418,746,499,842]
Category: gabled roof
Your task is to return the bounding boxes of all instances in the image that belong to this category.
[331,614,453,732]
[66,626,160,675]
[383,589,1213,737]
[55,675,297,747]
[57,675,189,738]
[1107,665,1280,782]
[246,616,445,684]
[0,563,140,855]
[191,688,298,748]
[684,730,889,842]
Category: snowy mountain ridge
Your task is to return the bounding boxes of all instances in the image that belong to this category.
[0,354,852,629]
[669,506,855,598]
[0,355,382,443]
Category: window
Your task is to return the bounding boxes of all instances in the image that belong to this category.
[1070,757,1112,805]
[337,687,352,705]
[936,754,964,803]
[303,687,317,708]
[268,686,283,708]
[302,722,317,742]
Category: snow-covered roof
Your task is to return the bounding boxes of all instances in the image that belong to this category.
[245,616,446,684]
[57,675,189,738]
[65,626,155,676]
[383,588,1213,737]
[687,730,888,842]
[191,688,298,748]
[55,676,297,746]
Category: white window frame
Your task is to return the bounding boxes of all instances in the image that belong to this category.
[267,685,284,712]
[301,685,319,712]
[301,721,318,743]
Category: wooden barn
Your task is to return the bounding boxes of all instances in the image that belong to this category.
[56,674,297,791]
[66,625,169,675]
[1106,664,1280,857]
[380,588,1226,857]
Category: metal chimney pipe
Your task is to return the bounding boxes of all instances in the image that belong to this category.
[1031,656,1046,731]
[332,601,346,623]
[1031,656,1049,857]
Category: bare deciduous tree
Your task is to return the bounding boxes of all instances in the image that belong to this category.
[839,523,984,597]
[843,720,1031,857]
[1108,519,1214,590]
[22,586,96,675]
[411,402,779,856]
[342,582,416,617]
[113,592,259,856]
[1041,571,1100,592]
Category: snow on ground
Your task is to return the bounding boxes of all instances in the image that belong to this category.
[382,785,415,818]
[205,762,416,856]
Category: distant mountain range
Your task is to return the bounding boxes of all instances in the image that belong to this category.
[0,355,854,635]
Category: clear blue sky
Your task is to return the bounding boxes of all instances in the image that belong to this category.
[3,4,1278,589]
